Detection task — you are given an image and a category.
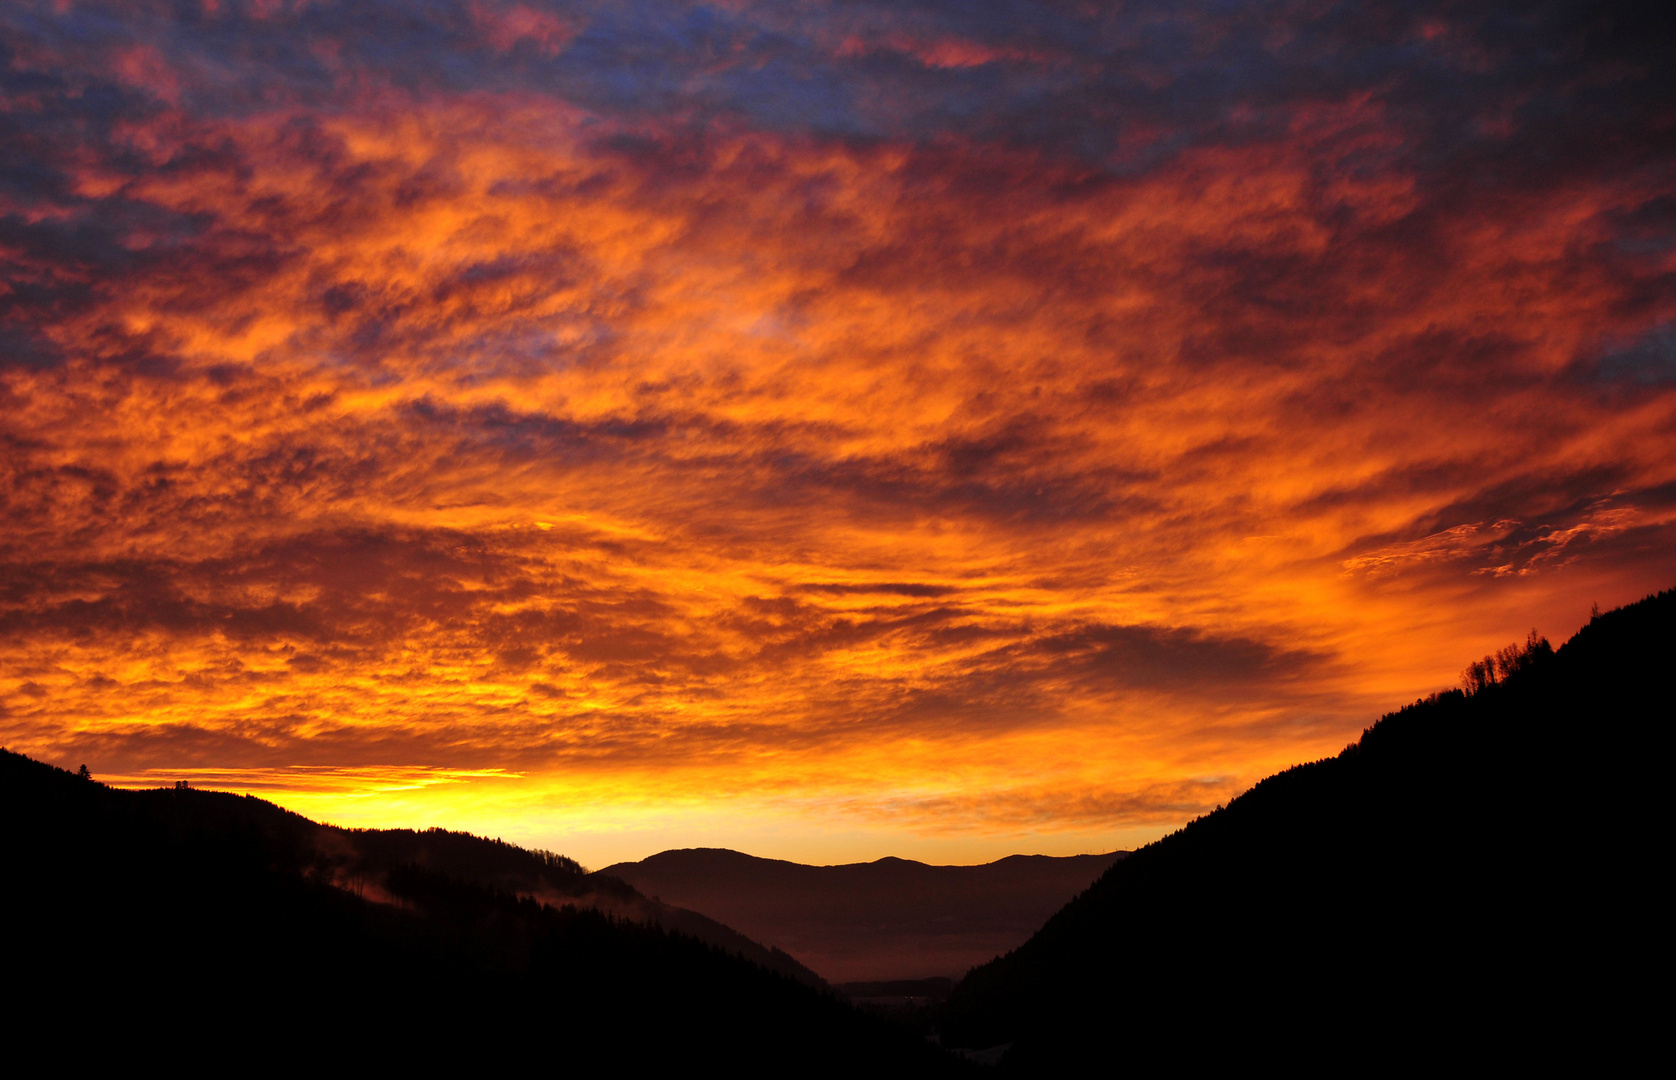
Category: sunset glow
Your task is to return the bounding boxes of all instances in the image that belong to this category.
[4,1,1673,866]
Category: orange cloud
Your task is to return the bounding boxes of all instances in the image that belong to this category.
[2,0,1673,864]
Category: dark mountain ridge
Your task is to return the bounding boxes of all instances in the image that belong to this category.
[938,589,1669,1069]
[0,752,960,1071]
[335,819,827,987]
[599,847,1126,982]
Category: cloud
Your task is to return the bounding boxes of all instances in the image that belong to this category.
[1017,623,1328,695]
[841,776,1248,834]
[1592,323,1676,388]
[1,0,1673,854]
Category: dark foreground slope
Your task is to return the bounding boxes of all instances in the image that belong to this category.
[599,849,1125,982]
[0,757,963,1073]
[333,824,827,988]
[940,590,1669,1069]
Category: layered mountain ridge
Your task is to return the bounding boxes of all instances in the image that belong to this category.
[0,751,954,1071]
[599,847,1125,982]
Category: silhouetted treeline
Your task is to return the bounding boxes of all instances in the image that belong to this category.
[0,752,966,1073]
[1460,627,1553,694]
[938,589,1669,1070]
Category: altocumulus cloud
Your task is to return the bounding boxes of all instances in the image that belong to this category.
[1,0,1673,857]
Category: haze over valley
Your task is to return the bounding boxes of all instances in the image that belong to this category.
[599,848,1126,982]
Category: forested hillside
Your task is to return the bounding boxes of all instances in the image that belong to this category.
[939,590,1668,1069]
[0,752,960,1072]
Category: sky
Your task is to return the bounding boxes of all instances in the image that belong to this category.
[2,0,1673,868]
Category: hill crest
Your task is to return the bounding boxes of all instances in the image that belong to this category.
[598,846,1126,982]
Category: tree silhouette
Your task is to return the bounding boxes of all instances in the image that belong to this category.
[1460,628,1552,693]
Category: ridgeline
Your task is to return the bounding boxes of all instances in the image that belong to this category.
[0,751,966,1073]
[937,589,1667,1069]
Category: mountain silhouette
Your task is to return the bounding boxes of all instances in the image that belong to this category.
[0,752,963,1072]
[329,820,829,987]
[598,848,1125,983]
[937,589,1668,1069]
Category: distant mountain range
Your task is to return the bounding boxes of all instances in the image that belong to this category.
[598,848,1125,983]
[936,588,1668,1069]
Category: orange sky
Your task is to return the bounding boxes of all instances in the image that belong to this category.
[3,1,1673,866]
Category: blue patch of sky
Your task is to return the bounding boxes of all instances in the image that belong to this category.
[4,1,1666,174]
[1597,324,1676,387]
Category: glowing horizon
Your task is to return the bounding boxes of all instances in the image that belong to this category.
[3,1,1673,867]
